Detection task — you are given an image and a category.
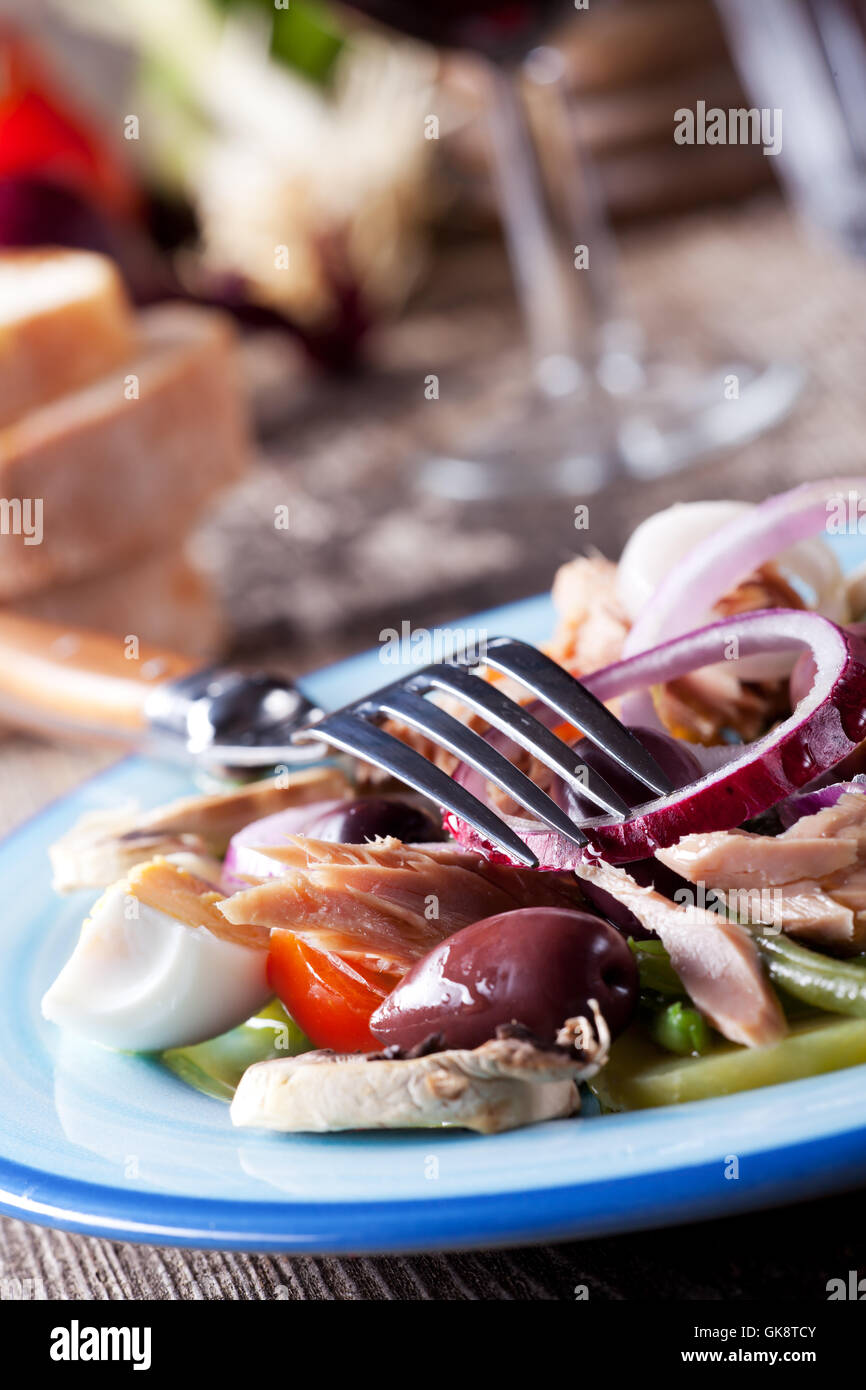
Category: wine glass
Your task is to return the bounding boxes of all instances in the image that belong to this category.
[341,1,804,500]
[717,0,866,256]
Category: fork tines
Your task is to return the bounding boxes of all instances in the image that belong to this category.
[294,637,673,867]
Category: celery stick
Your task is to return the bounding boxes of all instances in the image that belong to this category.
[591,1015,866,1111]
[162,999,312,1101]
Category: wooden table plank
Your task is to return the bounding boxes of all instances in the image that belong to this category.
[4,1182,865,1299]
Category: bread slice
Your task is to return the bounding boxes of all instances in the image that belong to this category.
[6,545,225,658]
[0,250,137,428]
[0,303,250,599]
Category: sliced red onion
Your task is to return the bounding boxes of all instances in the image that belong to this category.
[559,726,703,825]
[446,609,866,866]
[621,478,864,701]
[790,620,866,709]
[223,800,349,890]
[776,776,866,830]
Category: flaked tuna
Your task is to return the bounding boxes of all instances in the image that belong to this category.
[218,836,585,975]
[657,790,866,951]
[574,859,786,1048]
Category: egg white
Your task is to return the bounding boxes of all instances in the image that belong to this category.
[42,881,270,1052]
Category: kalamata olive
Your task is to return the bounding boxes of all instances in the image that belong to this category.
[559,726,702,824]
[369,906,638,1053]
[311,797,446,844]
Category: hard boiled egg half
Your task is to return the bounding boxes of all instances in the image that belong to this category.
[42,858,271,1052]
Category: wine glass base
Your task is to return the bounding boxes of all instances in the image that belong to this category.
[415,357,804,502]
[615,357,805,481]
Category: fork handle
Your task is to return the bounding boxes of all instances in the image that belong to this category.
[0,613,197,741]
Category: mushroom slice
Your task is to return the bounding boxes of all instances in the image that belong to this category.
[50,766,352,892]
[230,1010,609,1136]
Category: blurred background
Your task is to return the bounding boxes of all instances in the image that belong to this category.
[1,0,866,699]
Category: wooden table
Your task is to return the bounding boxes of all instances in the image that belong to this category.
[3,199,866,1299]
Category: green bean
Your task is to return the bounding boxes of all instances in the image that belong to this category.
[162,998,312,1101]
[753,931,866,1018]
[644,999,712,1056]
[628,937,683,996]
[633,924,866,1021]
[591,1015,866,1110]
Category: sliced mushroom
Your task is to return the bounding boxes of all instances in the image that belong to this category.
[50,766,352,892]
[230,1011,609,1136]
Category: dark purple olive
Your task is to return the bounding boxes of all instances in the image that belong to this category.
[369,907,638,1053]
[559,726,702,825]
[311,797,446,845]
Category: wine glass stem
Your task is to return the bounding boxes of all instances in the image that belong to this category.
[526,48,645,389]
[486,62,582,395]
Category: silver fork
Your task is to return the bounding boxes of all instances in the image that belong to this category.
[292,636,672,868]
[0,620,668,844]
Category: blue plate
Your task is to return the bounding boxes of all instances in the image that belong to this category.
[4,546,866,1255]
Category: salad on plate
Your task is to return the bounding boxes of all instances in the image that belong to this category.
[40,478,866,1134]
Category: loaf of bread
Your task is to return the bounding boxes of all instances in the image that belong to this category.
[0,250,137,429]
[7,546,225,659]
[0,300,250,599]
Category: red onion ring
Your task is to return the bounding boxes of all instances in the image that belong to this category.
[620,478,865,722]
[624,477,864,653]
[447,609,866,866]
[776,776,866,830]
[223,800,349,890]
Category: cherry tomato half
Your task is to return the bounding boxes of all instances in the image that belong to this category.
[267,931,399,1053]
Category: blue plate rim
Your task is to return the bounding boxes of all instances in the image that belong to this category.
[2,1120,866,1254]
